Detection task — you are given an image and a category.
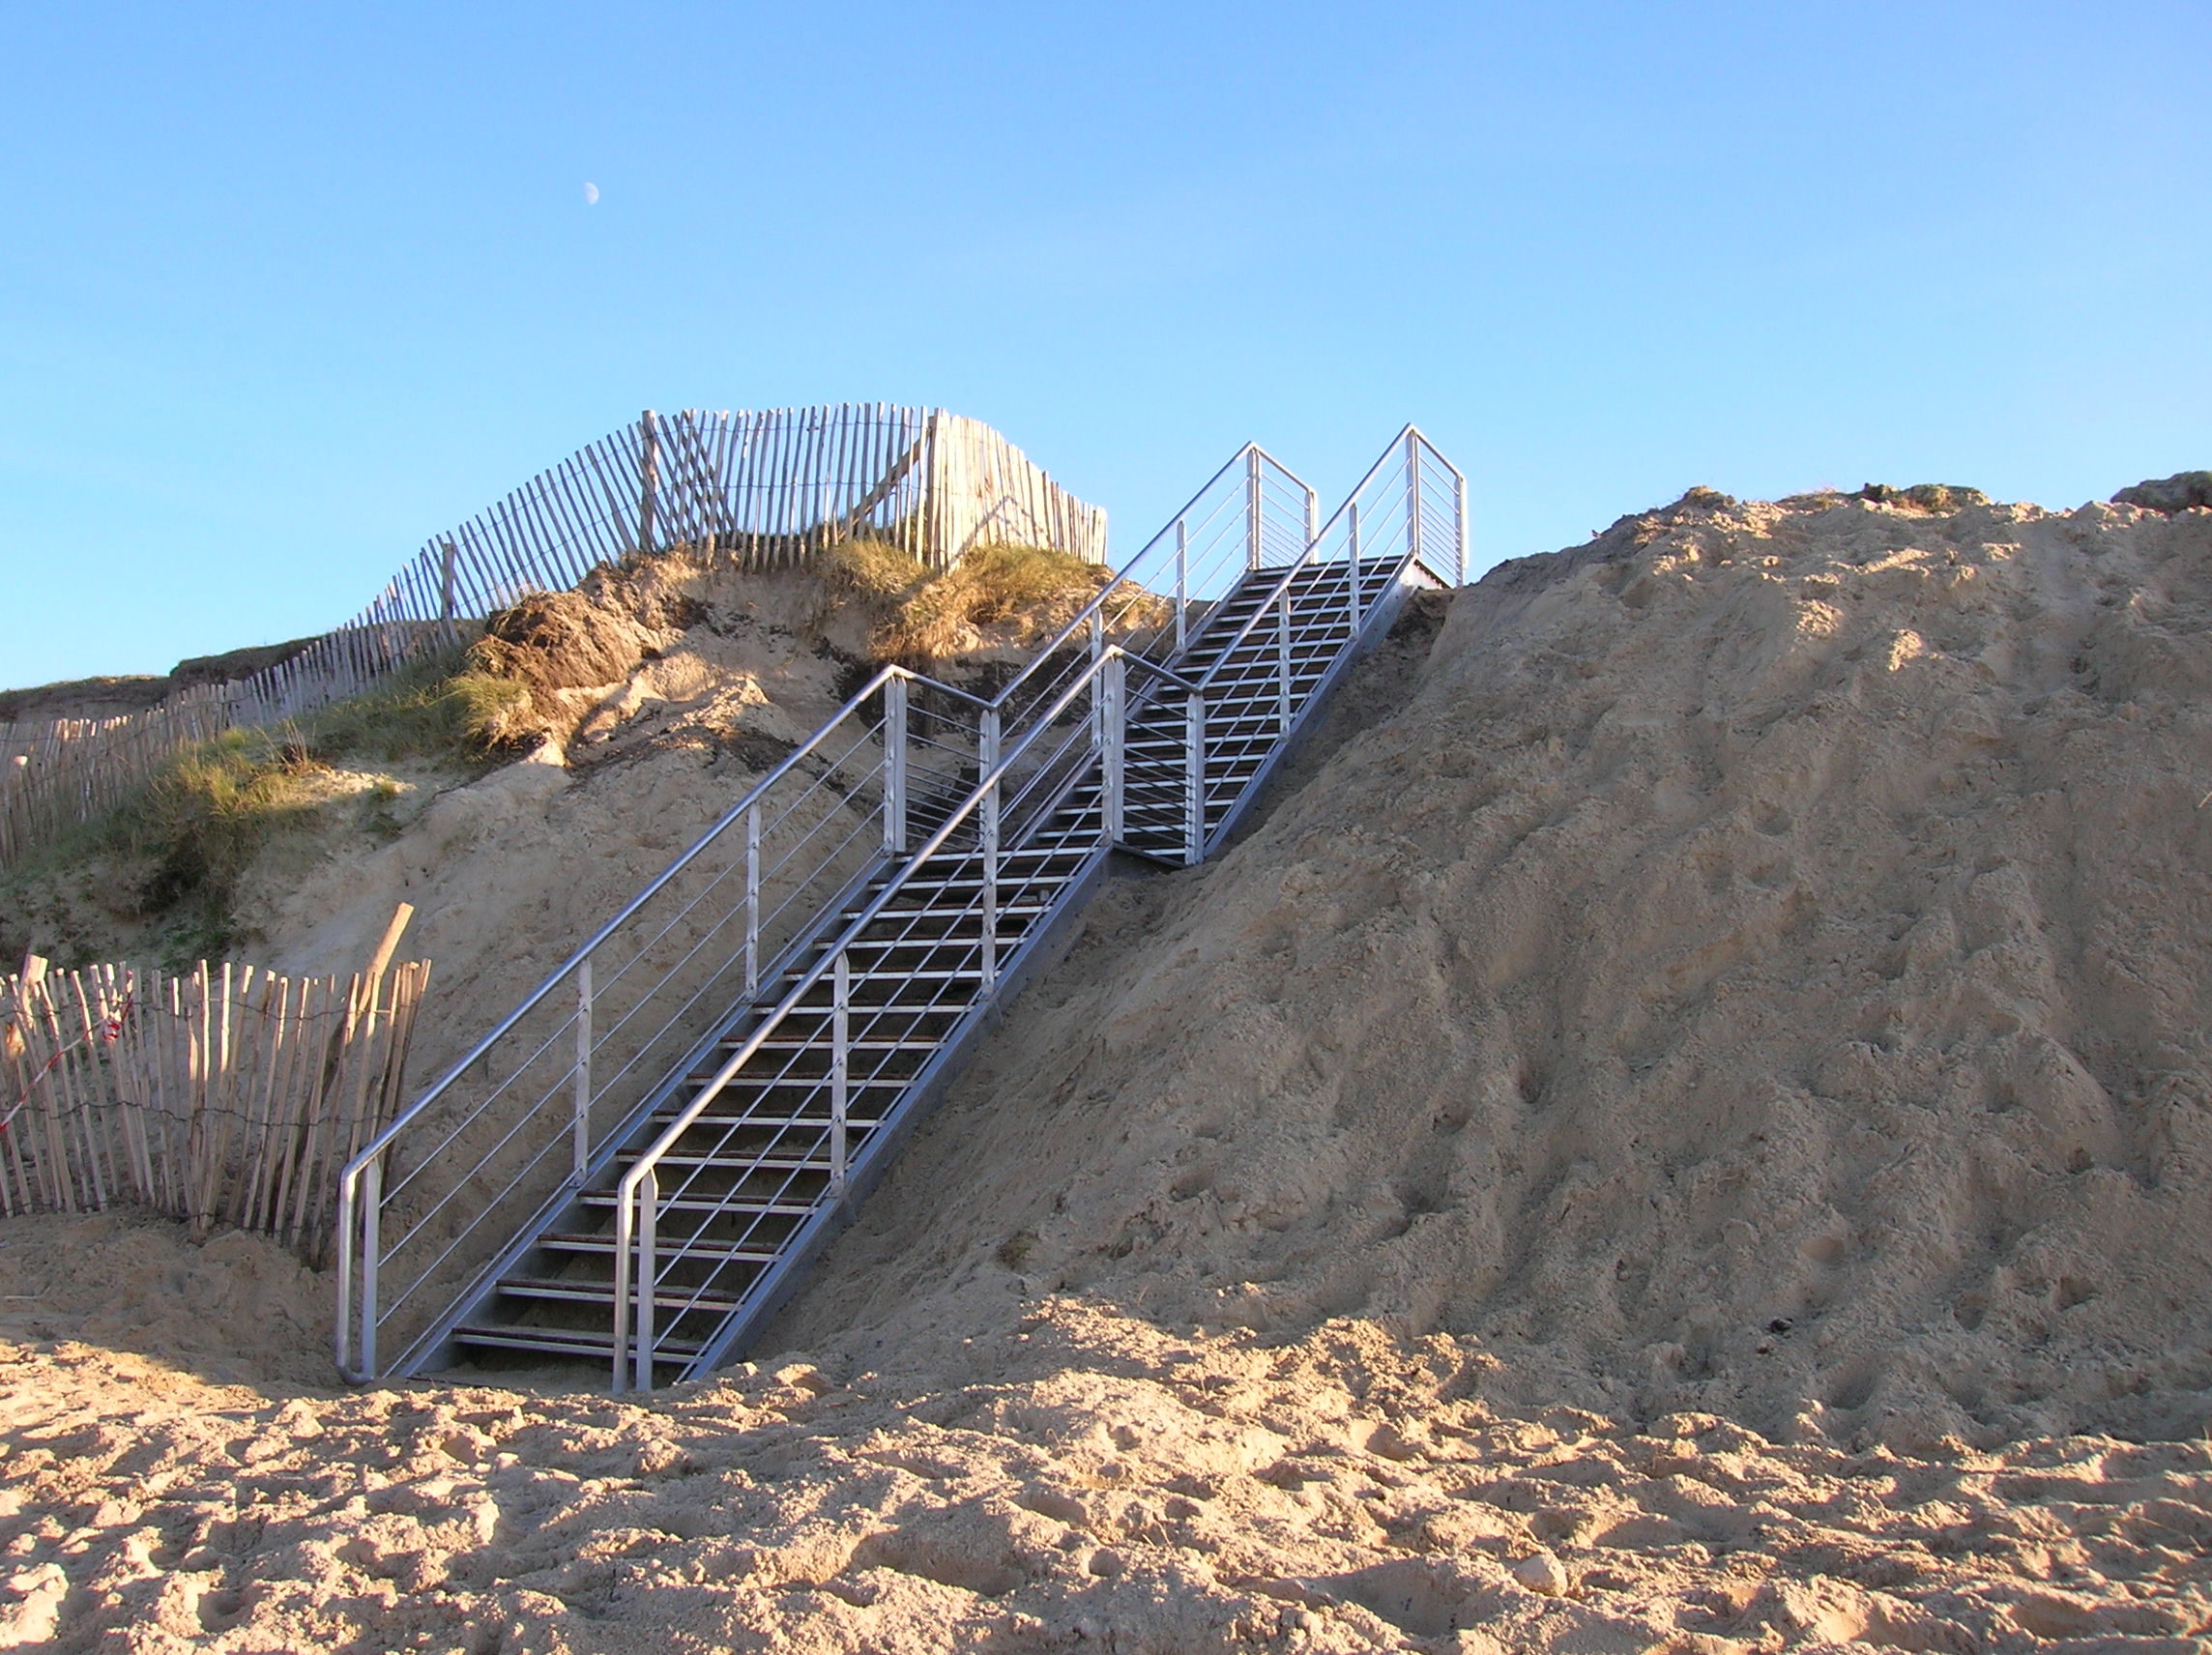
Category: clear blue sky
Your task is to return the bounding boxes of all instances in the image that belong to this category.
[3,2,2205,687]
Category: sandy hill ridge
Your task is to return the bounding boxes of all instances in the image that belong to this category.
[1,484,2209,1652]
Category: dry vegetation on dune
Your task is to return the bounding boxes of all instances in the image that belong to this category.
[0,538,1115,1067]
[5,488,2212,1651]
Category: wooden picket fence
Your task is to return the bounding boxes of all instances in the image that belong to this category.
[0,405,1105,869]
[0,930,431,1265]
[0,683,239,867]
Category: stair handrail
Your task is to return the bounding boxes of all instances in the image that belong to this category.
[610,643,1205,1388]
[992,445,1317,708]
[341,664,942,1171]
[1193,426,1465,700]
[335,660,993,1379]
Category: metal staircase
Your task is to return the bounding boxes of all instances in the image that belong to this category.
[335,428,1465,1390]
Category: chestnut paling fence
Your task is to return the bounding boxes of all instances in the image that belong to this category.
[0,406,1105,868]
[0,913,431,1265]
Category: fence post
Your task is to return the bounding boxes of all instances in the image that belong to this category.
[1246,449,1265,570]
[980,710,1001,991]
[1277,586,1293,735]
[639,409,661,557]
[883,675,909,856]
[830,952,850,1195]
[1185,692,1206,865]
[1102,654,1125,842]
[440,540,459,643]
[572,957,593,1183]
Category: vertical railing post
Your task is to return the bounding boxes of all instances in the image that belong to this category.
[1174,518,1188,655]
[743,802,761,992]
[633,1172,656,1393]
[1349,501,1363,636]
[1184,691,1205,865]
[1246,449,1265,570]
[1454,468,1469,585]
[1089,610,1105,747]
[979,709,1001,991]
[1405,429,1423,574]
[358,1159,382,1381]
[611,1178,634,1393]
[572,956,593,1183]
[883,675,909,855]
[1304,481,1319,549]
[1102,653,1125,842]
[830,952,850,1195]
[1276,586,1293,735]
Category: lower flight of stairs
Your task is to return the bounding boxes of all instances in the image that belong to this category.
[416,556,1428,1383]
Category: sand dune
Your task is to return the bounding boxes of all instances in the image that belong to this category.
[3,484,2210,1650]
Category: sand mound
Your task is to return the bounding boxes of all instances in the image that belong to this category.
[0,1212,332,1386]
[783,484,2212,1453]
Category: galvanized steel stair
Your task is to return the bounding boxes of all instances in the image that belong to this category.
[423,563,1415,1382]
[340,429,1465,1391]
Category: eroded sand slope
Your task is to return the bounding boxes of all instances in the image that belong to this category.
[789,487,2212,1452]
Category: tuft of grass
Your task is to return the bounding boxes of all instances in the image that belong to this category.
[820,537,929,604]
[1857,483,1991,513]
[877,543,1113,662]
[307,653,534,763]
[106,728,329,959]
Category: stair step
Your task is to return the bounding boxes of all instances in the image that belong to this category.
[577,1190,823,1218]
[615,1149,841,1173]
[538,1233,787,1265]
[657,1103,895,1130]
[756,967,985,1002]
[451,1325,706,1362]
[494,1276,743,1313]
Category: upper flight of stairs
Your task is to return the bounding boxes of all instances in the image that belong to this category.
[335,431,1464,1391]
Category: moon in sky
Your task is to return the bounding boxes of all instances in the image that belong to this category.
[583,182,600,205]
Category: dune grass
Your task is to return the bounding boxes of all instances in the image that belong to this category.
[875,542,1114,662]
[38,655,533,962]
